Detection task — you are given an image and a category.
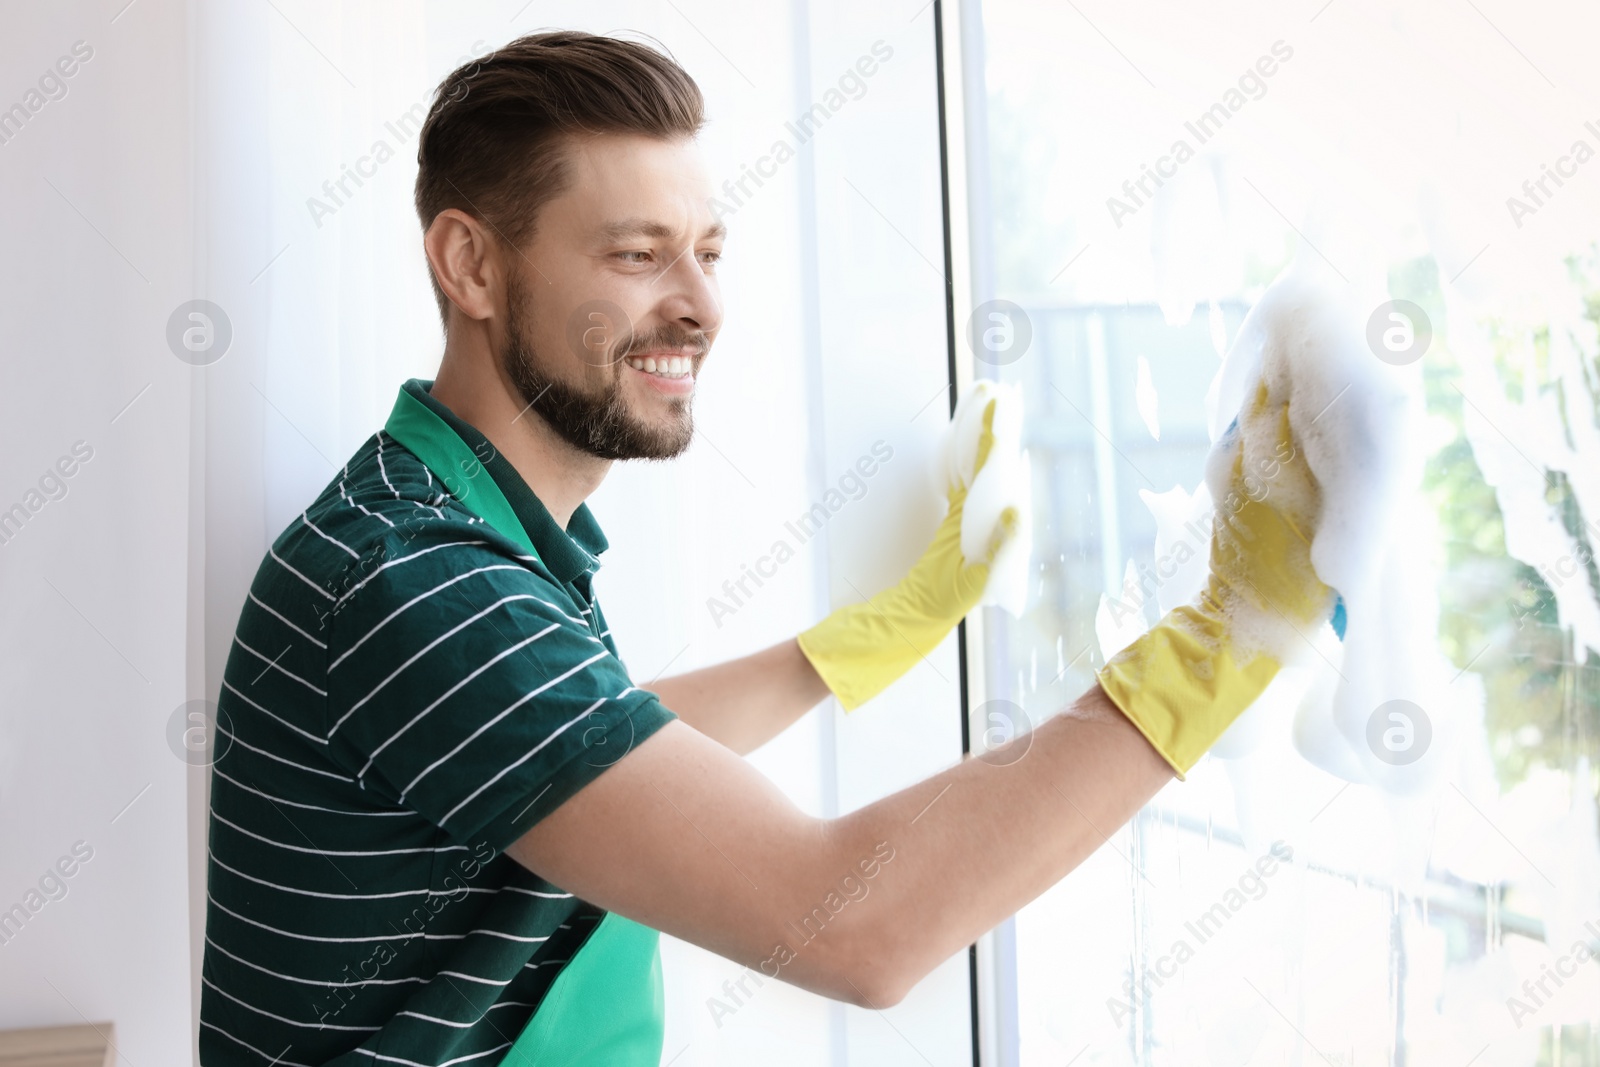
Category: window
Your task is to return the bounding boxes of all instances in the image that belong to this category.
[958,1,1600,1064]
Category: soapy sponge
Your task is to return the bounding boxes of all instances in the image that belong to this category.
[1203,254,1449,792]
[938,379,1033,617]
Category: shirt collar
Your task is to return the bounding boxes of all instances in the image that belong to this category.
[402,379,609,584]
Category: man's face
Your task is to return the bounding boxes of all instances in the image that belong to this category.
[501,132,724,461]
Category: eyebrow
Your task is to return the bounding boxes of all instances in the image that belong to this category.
[596,217,727,243]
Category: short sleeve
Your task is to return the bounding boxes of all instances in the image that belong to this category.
[323,524,676,853]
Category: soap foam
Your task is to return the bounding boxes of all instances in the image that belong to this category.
[1193,252,1456,793]
[939,379,1033,617]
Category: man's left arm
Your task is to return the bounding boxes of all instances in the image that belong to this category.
[648,390,1023,755]
[642,637,829,755]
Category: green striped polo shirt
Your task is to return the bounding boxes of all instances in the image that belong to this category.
[199,378,675,1066]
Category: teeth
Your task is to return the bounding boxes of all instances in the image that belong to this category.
[625,355,693,379]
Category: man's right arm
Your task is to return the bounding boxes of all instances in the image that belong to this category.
[506,680,1172,1008]
[510,374,1347,1007]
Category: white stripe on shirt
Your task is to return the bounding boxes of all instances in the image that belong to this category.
[216,725,354,782]
[207,891,426,944]
[211,767,411,817]
[270,546,337,601]
[375,433,401,498]
[211,811,468,857]
[438,697,606,825]
[331,598,547,735]
[201,974,382,1032]
[248,590,329,649]
[404,653,607,805]
[302,510,360,559]
[205,933,426,988]
[233,636,328,696]
[328,566,525,671]
[200,1020,319,1067]
[222,678,328,746]
[352,624,559,769]
[340,477,397,528]
[349,1041,513,1067]
[209,850,495,902]
[333,539,489,607]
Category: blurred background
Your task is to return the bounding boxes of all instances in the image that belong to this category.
[2,1,1598,1064]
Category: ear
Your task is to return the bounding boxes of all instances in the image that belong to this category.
[423,208,503,323]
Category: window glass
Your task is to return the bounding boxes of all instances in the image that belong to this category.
[964,2,1600,1063]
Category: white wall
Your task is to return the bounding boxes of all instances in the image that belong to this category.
[0,1,196,1061]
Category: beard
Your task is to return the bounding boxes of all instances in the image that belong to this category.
[500,268,703,461]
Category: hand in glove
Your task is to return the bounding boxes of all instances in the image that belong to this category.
[798,384,1026,710]
[1097,380,1341,777]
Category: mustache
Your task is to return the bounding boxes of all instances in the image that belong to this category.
[617,323,709,361]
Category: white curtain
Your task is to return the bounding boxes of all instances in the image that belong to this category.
[198,0,440,711]
[195,10,443,1045]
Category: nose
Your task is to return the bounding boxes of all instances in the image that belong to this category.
[654,245,722,338]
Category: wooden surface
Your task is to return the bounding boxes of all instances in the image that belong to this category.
[0,1022,114,1067]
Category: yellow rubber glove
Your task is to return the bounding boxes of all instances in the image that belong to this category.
[1097,380,1337,777]
[798,398,1020,711]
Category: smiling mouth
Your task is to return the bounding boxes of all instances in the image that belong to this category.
[622,352,696,379]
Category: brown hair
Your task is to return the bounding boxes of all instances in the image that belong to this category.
[414,30,706,327]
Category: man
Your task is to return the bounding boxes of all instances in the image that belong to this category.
[198,30,1336,1066]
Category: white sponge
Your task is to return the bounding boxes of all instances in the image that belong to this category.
[937,379,1033,617]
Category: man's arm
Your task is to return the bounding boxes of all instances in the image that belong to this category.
[641,637,830,755]
[507,680,1170,1007]
[648,388,1024,748]
[516,376,1339,1008]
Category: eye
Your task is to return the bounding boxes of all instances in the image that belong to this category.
[699,249,722,267]
[615,250,652,265]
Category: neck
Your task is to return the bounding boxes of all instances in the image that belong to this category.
[428,346,610,530]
